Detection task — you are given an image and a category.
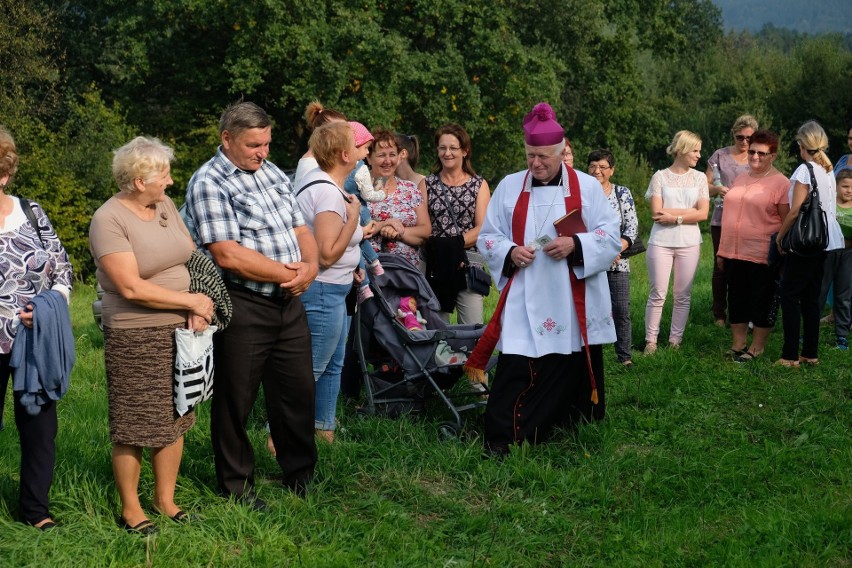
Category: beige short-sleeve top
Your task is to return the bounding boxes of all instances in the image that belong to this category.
[90,196,193,329]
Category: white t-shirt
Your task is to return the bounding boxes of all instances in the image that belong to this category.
[789,161,844,251]
[293,156,319,190]
[645,168,710,247]
[296,168,363,284]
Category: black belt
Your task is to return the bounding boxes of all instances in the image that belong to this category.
[225,282,293,305]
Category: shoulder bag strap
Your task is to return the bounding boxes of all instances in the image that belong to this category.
[19,198,46,247]
[434,179,463,237]
[295,178,346,199]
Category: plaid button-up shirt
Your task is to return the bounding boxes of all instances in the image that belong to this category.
[185,148,305,297]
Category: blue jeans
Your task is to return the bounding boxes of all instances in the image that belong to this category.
[301,280,351,430]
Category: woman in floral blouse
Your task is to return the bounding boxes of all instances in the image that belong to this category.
[366,130,431,270]
[588,149,639,366]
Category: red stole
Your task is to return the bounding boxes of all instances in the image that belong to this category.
[465,168,599,405]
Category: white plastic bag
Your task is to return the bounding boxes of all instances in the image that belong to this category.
[173,326,217,417]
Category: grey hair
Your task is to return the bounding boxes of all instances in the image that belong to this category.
[112,136,174,194]
[218,101,272,138]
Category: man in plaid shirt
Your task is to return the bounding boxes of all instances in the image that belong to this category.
[185,102,318,508]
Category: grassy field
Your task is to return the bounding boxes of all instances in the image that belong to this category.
[1,239,850,567]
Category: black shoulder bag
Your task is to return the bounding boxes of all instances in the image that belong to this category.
[432,182,491,296]
[781,163,828,257]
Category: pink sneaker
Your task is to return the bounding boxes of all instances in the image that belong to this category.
[357,285,373,305]
[368,258,384,276]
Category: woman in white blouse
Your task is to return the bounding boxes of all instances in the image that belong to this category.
[644,131,710,354]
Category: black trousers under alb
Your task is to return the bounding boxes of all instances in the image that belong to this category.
[0,352,57,525]
[484,348,605,450]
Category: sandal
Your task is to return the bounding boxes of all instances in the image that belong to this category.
[799,356,819,366]
[119,517,158,536]
[774,358,800,368]
[735,351,759,363]
[725,347,747,357]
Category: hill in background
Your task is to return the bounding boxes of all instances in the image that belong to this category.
[714,0,851,34]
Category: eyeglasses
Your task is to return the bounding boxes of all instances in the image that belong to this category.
[734,135,752,142]
[588,164,612,172]
[438,146,461,154]
[747,149,773,159]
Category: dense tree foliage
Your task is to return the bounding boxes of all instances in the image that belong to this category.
[2,0,849,279]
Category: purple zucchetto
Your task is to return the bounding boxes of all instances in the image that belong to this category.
[523,102,565,146]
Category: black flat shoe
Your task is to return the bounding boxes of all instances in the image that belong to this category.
[119,517,158,536]
[29,519,58,531]
[235,492,267,512]
[170,510,195,524]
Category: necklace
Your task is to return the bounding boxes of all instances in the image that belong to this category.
[440,170,469,187]
[747,168,773,180]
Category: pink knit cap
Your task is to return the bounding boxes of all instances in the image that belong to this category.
[349,121,374,147]
[523,103,565,146]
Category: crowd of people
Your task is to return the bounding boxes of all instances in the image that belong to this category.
[1,101,849,532]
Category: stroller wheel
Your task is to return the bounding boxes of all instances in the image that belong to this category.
[437,421,461,441]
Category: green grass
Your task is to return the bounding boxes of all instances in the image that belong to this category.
[1,240,850,567]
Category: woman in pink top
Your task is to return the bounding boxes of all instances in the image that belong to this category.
[717,130,789,362]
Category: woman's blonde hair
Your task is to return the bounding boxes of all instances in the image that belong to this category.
[795,120,832,173]
[731,114,758,136]
[112,136,175,194]
[666,130,702,157]
[309,122,354,172]
[0,125,19,183]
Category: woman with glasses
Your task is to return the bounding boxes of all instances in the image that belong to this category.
[366,129,431,270]
[643,130,710,354]
[717,130,789,363]
[423,124,491,324]
[588,149,639,366]
[775,121,844,367]
[705,114,758,326]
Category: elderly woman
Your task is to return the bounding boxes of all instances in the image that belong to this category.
[644,130,710,354]
[424,124,491,324]
[0,126,73,530]
[367,130,432,270]
[705,114,758,326]
[775,121,844,367]
[90,137,214,534]
[717,130,789,362]
[588,149,639,366]
[295,122,367,443]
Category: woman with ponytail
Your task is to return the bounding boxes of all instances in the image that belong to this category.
[775,120,844,367]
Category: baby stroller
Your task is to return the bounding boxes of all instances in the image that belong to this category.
[353,253,493,438]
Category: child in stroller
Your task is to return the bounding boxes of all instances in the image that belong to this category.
[352,253,492,438]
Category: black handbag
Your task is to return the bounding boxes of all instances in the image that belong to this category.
[781,163,828,257]
[615,186,645,258]
[433,181,492,296]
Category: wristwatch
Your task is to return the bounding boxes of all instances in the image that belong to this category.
[676,215,683,225]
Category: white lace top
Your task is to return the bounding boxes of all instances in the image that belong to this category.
[645,168,709,247]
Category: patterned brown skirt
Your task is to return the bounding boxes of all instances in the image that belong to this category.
[103,324,195,447]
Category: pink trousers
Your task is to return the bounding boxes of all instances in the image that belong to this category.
[644,243,701,344]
